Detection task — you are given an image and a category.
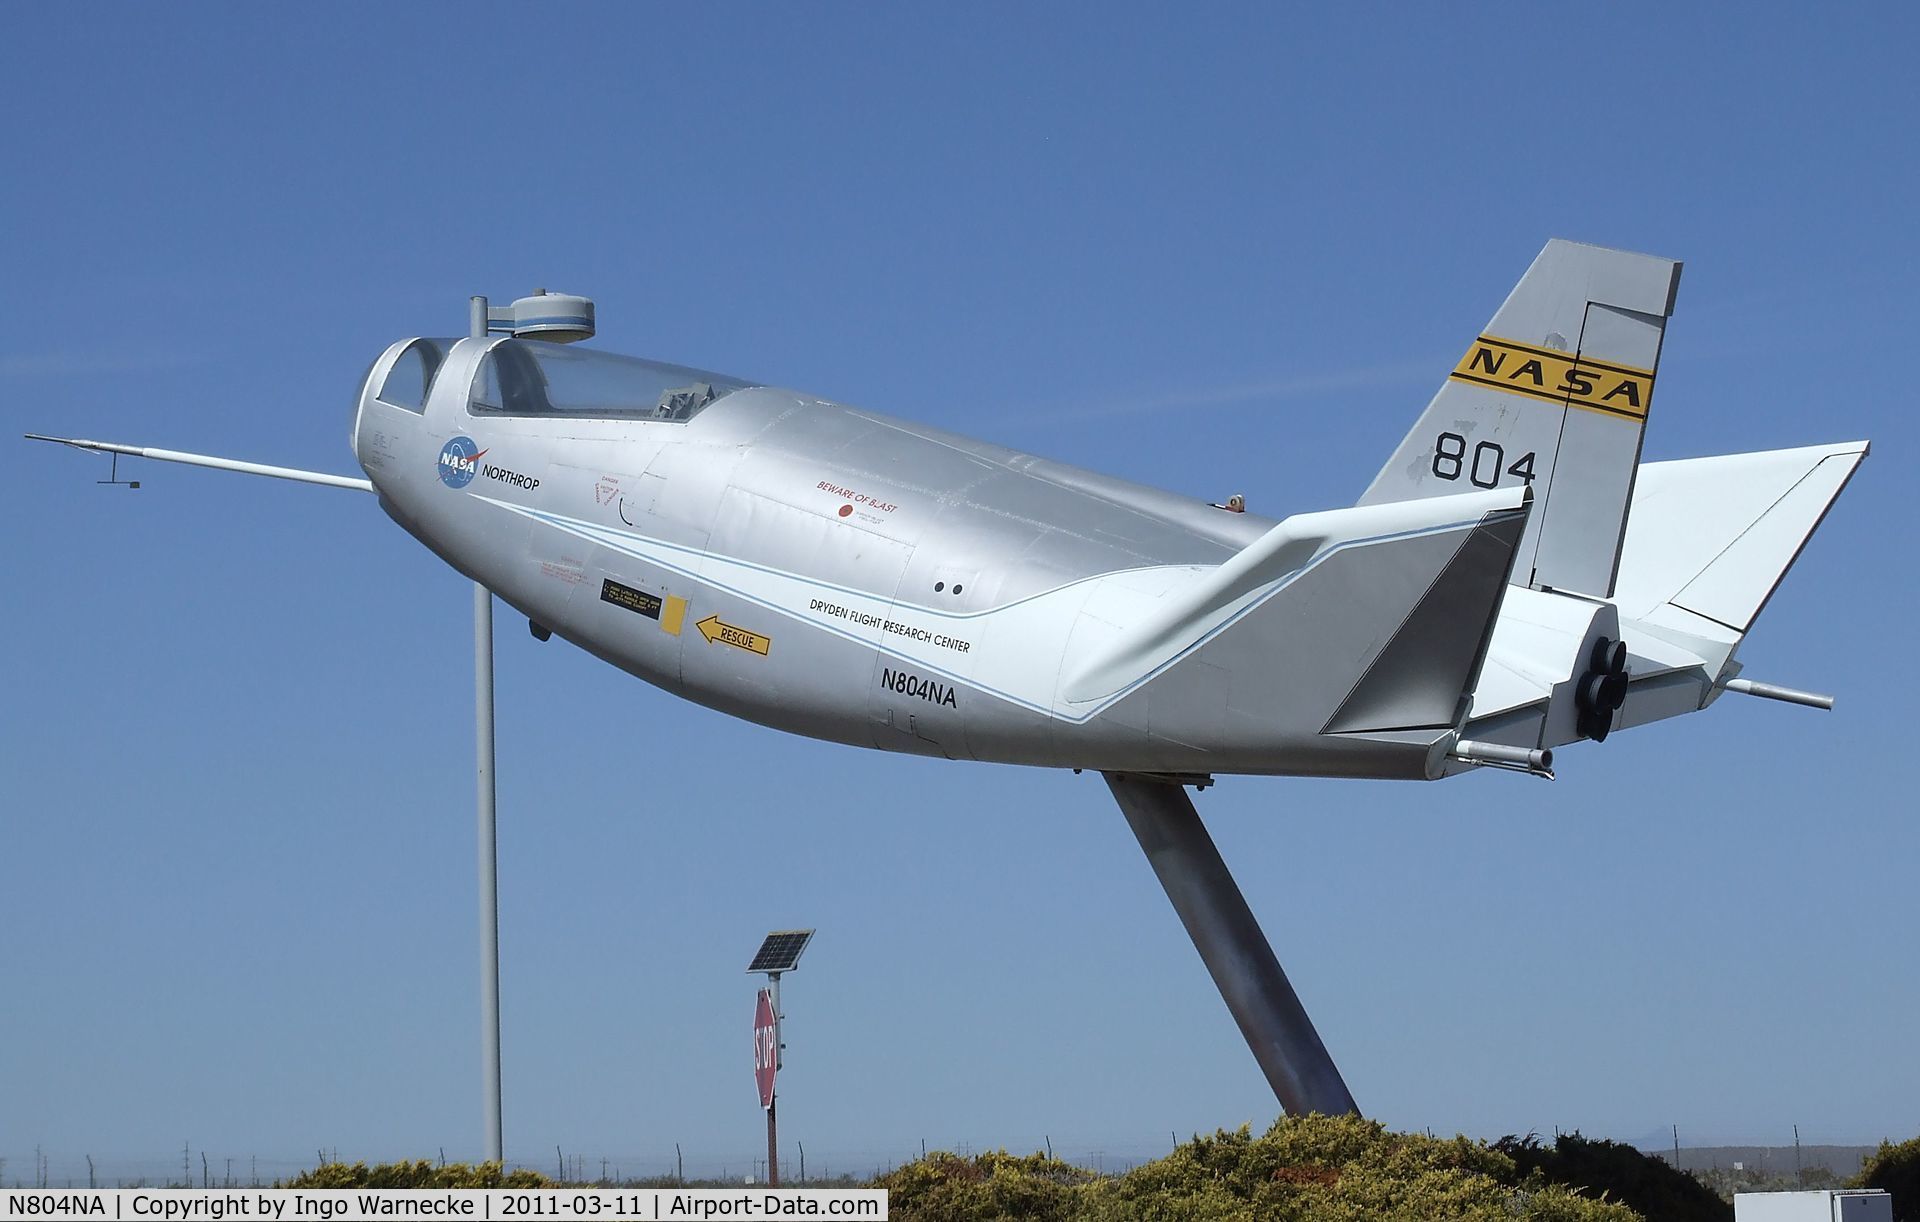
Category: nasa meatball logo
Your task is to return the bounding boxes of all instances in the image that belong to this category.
[437,436,487,488]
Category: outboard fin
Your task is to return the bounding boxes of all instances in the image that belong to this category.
[1065,487,1530,767]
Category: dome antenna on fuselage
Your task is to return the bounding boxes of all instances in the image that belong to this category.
[468,288,596,344]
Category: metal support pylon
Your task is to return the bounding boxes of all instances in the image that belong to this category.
[1105,772,1357,1116]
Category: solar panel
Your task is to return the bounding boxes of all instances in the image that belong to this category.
[747,929,815,974]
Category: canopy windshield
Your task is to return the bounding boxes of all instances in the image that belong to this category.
[471,339,755,422]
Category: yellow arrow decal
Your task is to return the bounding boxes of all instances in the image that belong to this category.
[696,615,770,656]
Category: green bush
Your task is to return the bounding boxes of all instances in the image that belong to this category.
[282,1160,550,1189]
[879,1115,1643,1221]
[1494,1132,1730,1222]
[874,1150,1097,1221]
[1083,1115,1638,1222]
[1854,1137,1920,1222]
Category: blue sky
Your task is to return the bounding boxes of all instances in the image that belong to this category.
[3,4,1914,1185]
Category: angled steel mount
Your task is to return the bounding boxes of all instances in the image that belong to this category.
[1105,771,1357,1116]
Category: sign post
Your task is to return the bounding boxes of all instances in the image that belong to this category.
[753,987,779,1185]
[747,930,814,1190]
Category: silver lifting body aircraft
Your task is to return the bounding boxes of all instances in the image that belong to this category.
[32,240,1868,1117]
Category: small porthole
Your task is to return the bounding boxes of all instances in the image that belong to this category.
[952,584,964,595]
[934,582,945,592]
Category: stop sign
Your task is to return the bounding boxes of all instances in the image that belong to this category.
[753,988,777,1108]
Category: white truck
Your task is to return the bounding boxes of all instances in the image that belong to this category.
[1734,1191,1893,1221]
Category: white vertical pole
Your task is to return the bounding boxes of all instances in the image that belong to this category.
[476,582,502,1163]
[471,296,504,1166]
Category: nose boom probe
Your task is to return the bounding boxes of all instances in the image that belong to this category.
[24,433,373,493]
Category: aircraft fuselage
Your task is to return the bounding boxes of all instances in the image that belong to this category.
[353,335,1468,780]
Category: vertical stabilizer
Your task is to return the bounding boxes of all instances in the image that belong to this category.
[1360,239,1683,598]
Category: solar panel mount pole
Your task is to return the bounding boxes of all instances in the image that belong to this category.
[472,295,504,1166]
[767,971,781,1188]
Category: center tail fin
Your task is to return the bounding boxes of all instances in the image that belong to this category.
[1359,238,1683,600]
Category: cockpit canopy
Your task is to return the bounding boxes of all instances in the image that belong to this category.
[471,338,756,422]
[374,338,454,412]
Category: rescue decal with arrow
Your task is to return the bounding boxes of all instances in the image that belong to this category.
[697,615,771,656]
